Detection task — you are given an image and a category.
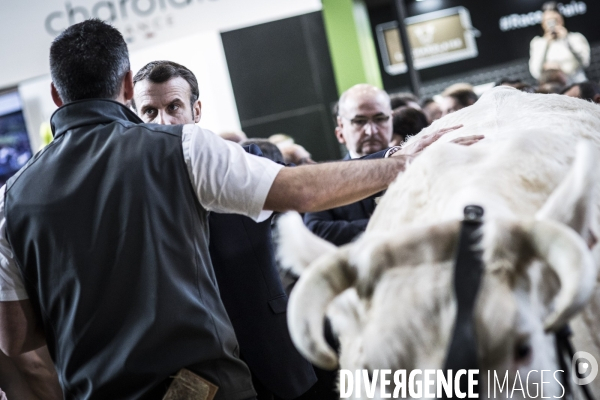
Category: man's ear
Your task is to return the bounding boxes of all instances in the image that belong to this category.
[593,94,600,104]
[122,70,134,102]
[335,116,345,145]
[193,100,202,123]
[50,83,63,107]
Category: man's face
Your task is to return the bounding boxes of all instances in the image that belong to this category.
[133,76,200,125]
[336,92,393,157]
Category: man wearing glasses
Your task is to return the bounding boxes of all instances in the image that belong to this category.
[303,84,395,246]
[303,84,479,246]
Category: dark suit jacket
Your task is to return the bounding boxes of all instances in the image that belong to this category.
[209,145,316,399]
[303,149,388,246]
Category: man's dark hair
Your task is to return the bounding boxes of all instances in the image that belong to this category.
[390,92,419,110]
[448,89,478,108]
[50,19,130,104]
[392,106,429,142]
[496,78,536,93]
[240,138,285,164]
[561,81,600,102]
[132,61,199,111]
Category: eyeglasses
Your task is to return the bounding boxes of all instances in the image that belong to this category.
[341,114,391,129]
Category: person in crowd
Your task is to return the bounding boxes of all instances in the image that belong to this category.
[389,92,421,110]
[496,78,536,93]
[561,81,600,103]
[302,84,394,246]
[131,60,317,400]
[535,68,568,93]
[529,1,590,84]
[390,106,429,147]
[440,84,478,116]
[303,83,481,246]
[268,133,294,148]
[241,138,285,164]
[220,130,248,143]
[267,133,315,165]
[420,97,442,124]
[280,143,316,165]
[0,20,448,400]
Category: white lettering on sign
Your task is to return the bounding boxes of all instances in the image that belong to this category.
[499,1,587,32]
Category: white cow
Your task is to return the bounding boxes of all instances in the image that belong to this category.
[278,86,600,399]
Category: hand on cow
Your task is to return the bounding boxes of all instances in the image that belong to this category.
[392,125,464,159]
[450,135,484,146]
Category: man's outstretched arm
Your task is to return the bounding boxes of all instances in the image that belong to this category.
[264,155,410,213]
[265,125,475,213]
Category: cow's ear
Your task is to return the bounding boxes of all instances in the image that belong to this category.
[536,141,598,240]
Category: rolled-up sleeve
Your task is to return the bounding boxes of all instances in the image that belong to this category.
[0,186,28,301]
[181,125,284,221]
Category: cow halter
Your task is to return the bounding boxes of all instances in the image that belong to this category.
[442,205,596,400]
[442,205,485,398]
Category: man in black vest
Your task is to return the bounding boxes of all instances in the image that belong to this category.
[131,60,317,400]
[0,19,440,400]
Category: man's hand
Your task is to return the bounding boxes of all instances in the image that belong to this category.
[392,125,464,159]
[450,135,484,146]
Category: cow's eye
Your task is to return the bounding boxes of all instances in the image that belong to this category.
[515,341,532,361]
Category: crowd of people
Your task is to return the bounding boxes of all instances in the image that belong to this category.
[0,1,597,399]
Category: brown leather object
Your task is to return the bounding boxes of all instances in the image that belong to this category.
[163,369,219,400]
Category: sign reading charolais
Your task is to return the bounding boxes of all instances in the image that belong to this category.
[376,7,479,75]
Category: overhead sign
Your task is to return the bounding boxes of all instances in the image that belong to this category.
[376,7,479,75]
[0,0,321,89]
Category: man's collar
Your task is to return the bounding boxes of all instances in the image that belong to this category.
[50,98,143,138]
[346,151,361,159]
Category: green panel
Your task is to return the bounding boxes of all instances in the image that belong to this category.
[321,0,383,94]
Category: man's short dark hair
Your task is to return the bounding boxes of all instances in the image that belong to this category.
[132,61,199,111]
[392,107,429,142]
[240,138,285,164]
[390,92,419,110]
[50,19,130,104]
[448,89,478,108]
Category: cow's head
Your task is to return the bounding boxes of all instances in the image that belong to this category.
[277,142,599,399]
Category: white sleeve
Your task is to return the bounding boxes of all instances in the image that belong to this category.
[0,186,28,301]
[181,125,284,221]
[568,32,591,68]
[529,36,546,80]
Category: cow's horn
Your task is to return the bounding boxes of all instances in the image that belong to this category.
[350,221,461,297]
[287,221,462,370]
[524,219,597,331]
[287,247,353,369]
[536,140,598,240]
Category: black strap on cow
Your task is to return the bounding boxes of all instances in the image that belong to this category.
[442,205,485,399]
[555,325,596,400]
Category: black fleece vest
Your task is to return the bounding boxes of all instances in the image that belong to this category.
[4,99,254,400]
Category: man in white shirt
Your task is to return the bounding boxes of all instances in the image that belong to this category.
[0,19,451,400]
